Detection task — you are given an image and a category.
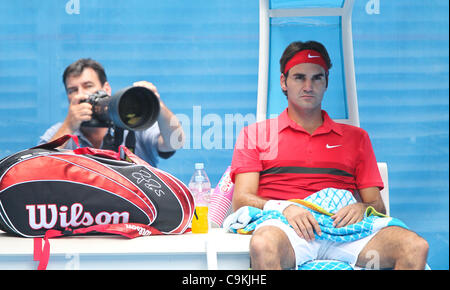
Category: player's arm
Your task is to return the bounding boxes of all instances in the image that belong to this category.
[232,172,266,211]
[359,186,386,214]
[232,171,321,241]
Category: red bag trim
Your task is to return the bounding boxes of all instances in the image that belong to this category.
[33,223,163,270]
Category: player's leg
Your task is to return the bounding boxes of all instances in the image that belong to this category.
[249,225,296,269]
[356,226,429,269]
[249,219,322,269]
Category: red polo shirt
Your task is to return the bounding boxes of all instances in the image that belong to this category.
[230,109,383,200]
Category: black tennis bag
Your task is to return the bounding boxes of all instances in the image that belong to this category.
[0,135,195,238]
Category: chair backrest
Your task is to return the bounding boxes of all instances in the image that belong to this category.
[257,0,359,126]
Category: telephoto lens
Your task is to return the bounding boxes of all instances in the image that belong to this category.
[82,86,160,130]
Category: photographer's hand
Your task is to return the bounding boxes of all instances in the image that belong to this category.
[133,81,185,152]
[133,81,185,151]
[65,94,92,131]
[49,94,92,143]
[133,81,161,100]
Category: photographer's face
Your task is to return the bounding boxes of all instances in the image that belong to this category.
[65,68,111,102]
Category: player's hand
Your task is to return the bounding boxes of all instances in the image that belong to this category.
[331,203,366,228]
[283,205,322,241]
[133,81,161,101]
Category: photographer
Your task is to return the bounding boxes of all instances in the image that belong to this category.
[38,58,185,167]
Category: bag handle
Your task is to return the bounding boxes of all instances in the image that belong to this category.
[73,147,121,160]
[33,223,162,270]
[118,145,151,166]
[32,134,80,150]
[33,135,122,161]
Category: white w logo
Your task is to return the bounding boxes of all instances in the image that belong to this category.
[26,204,58,230]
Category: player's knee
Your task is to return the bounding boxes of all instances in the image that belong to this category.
[407,235,429,257]
[249,228,283,269]
[249,226,295,269]
[400,232,429,265]
[250,228,278,258]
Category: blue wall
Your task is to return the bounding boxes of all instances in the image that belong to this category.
[0,0,448,269]
[352,0,449,270]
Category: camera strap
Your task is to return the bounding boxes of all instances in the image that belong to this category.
[102,127,136,153]
[125,130,136,153]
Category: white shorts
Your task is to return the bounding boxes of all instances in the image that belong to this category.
[254,219,378,268]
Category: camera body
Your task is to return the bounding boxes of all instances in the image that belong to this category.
[81,86,160,131]
[81,90,113,127]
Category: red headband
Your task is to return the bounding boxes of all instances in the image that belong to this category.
[283,49,328,75]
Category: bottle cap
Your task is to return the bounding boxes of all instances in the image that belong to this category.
[195,163,204,170]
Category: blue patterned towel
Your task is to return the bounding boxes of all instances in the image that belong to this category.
[224,188,408,242]
[298,260,354,270]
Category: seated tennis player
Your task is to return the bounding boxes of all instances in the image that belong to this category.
[229,40,429,269]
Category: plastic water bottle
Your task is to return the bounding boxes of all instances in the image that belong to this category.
[188,163,211,233]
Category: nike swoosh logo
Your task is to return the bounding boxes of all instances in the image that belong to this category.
[308,53,320,58]
[326,144,342,149]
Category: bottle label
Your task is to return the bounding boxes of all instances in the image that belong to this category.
[191,206,209,234]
